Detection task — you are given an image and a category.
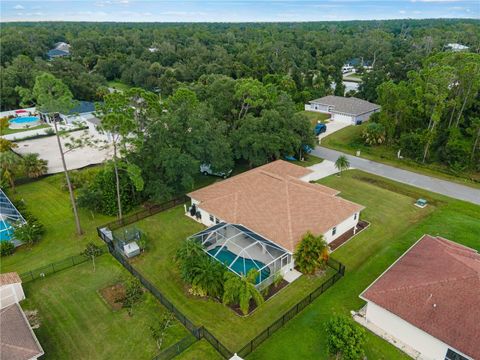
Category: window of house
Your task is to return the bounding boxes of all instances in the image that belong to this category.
[215,218,220,224]
[332,227,337,236]
[445,349,469,360]
[209,214,214,222]
[354,213,357,220]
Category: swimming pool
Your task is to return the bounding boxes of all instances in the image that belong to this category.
[9,116,41,129]
[0,219,14,242]
[207,246,270,284]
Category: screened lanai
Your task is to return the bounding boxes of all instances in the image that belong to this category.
[189,223,292,289]
[0,188,26,244]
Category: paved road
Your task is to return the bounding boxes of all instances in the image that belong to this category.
[313,147,480,205]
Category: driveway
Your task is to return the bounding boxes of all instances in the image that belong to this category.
[318,121,350,141]
[302,160,348,182]
[15,130,112,174]
[313,147,480,205]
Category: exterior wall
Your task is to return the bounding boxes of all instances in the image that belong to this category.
[305,103,331,113]
[323,212,360,244]
[191,199,219,227]
[354,108,380,123]
[365,301,472,360]
[0,283,25,309]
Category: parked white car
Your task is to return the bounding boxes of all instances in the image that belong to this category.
[200,164,232,179]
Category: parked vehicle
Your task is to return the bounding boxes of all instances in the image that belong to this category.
[314,123,327,136]
[284,155,297,161]
[303,144,313,153]
[200,164,232,179]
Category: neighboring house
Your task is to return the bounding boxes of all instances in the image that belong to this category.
[47,41,71,59]
[305,95,380,125]
[358,235,479,360]
[0,272,44,360]
[187,160,364,286]
[39,101,96,125]
[445,43,469,52]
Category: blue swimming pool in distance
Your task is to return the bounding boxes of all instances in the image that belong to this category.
[207,246,270,284]
[9,116,40,124]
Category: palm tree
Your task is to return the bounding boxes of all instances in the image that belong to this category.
[0,151,22,191]
[223,270,264,315]
[334,155,350,176]
[294,231,328,275]
[191,256,225,298]
[175,240,207,284]
[23,153,48,178]
[0,138,18,152]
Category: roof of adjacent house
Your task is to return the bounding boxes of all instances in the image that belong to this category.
[188,160,364,252]
[47,48,70,58]
[0,272,21,286]
[309,95,380,115]
[361,235,480,360]
[0,303,44,360]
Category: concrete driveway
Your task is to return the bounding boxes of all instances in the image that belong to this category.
[318,121,350,141]
[313,147,480,205]
[302,160,349,182]
[15,131,112,174]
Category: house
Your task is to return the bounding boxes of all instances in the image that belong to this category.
[445,43,469,52]
[358,235,479,360]
[47,42,71,59]
[187,160,364,287]
[305,95,380,125]
[39,101,96,126]
[0,272,44,360]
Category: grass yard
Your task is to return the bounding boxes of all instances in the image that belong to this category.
[291,154,323,167]
[247,170,480,359]
[1,123,51,136]
[21,256,189,360]
[124,206,335,352]
[322,123,480,189]
[175,340,223,360]
[300,110,331,127]
[1,174,115,274]
[107,80,132,92]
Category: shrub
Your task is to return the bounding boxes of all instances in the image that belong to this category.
[0,241,15,256]
[12,220,44,247]
[362,122,386,145]
[325,315,366,360]
[22,153,48,178]
[121,278,144,316]
[399,132,424,161]
[294,231,328,274]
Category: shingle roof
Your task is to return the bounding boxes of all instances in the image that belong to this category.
[0,303,44,360]
[361,235,480,360]
[189,160,364,252]
[0,272,21,286]
[309,95,380,115]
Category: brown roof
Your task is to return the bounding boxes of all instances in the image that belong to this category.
[0,303,44,360]
[0,272,21,286]
[189,160,364,252]
[361,235,480,359]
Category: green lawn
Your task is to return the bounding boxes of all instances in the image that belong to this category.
[107,80,132,92]
[247,170,480,359]
[21,256,189,360]
[1,174,115,274]
[300,111,331,127]
[125,206,335,352]
[322,124,480,189]
[291,154,323,167]
[1,123,51,136]
[175,340,223,360]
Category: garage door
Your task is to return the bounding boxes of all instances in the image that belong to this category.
[332,113,353,124]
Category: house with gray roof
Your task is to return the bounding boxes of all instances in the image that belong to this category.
[305,95,380,125]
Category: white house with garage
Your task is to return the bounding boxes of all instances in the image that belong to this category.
[187,160,364,288]
[356,235,479,360]
[305,95,380,125]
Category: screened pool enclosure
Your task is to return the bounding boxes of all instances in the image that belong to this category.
[188,223,292,289]
[0,188,26,244]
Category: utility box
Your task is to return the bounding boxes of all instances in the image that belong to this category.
[123,242,140,258]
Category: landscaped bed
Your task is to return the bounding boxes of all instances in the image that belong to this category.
[21,255,189,360]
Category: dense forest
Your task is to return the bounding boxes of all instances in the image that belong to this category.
[1,20,479,195]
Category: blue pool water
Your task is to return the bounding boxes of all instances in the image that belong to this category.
[208,246,270,284]
[0,220,14,242]
[9,116,40,124]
